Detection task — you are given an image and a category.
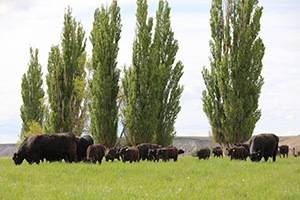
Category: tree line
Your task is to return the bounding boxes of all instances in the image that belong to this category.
[20,0,264,147]
[20,0,183,147]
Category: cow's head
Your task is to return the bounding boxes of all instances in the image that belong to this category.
[12,152,24,165]
[249,151,262,162]
[178,149,185,154]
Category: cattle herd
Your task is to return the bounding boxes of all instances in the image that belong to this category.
[12,133,298,165]
[12,133,185,165]
[196,133,296,162]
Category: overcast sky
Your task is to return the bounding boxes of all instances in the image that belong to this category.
[0,0,299,143]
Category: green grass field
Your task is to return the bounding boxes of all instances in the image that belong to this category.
[0,156,300,200]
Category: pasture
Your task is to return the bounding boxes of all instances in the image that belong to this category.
[0,156,300,199]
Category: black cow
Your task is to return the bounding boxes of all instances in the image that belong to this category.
[105,147,121,162]
[212,146,223,158]
[157,148,169,161]
[77,134,94,162]
[156,147,181,162]
[249,133,279,162]
[86,144,106,164]
[197,148,210,160]
[148,146,177,161]
[279,145,289,158]
[137,143,161,161]
[228,146,249,160]
[12,133,78,165]
[119,146,140,163]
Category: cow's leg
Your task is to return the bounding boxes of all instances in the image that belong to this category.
[174,155,178,162]
[273,153,277,162]
[31,153,40,164]
[70,154,76,163]
[264,156,269,162]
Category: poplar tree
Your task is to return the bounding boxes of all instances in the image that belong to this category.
[122,0,183,145]
[202,0,265,145]
[20,48,44,139]
[90,1,121,146]
[46,8,87,135]
[152,1,183,146]
[122,0,157,144]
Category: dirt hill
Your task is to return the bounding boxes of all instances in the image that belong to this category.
[279,135,300,151]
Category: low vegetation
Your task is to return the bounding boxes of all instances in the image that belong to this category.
[1,157,299,199]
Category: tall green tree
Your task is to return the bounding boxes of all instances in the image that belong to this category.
[89,1,121,146]
[122,0,183,145]
[122,0,157,144]
[46,7,87,135]
[152,1,183,146]
[202,0,265,145]
[20,47,45,139]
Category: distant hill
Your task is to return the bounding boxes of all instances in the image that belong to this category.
[279,135,300,151]
[172,136,213,155]
[0,144,16,157]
